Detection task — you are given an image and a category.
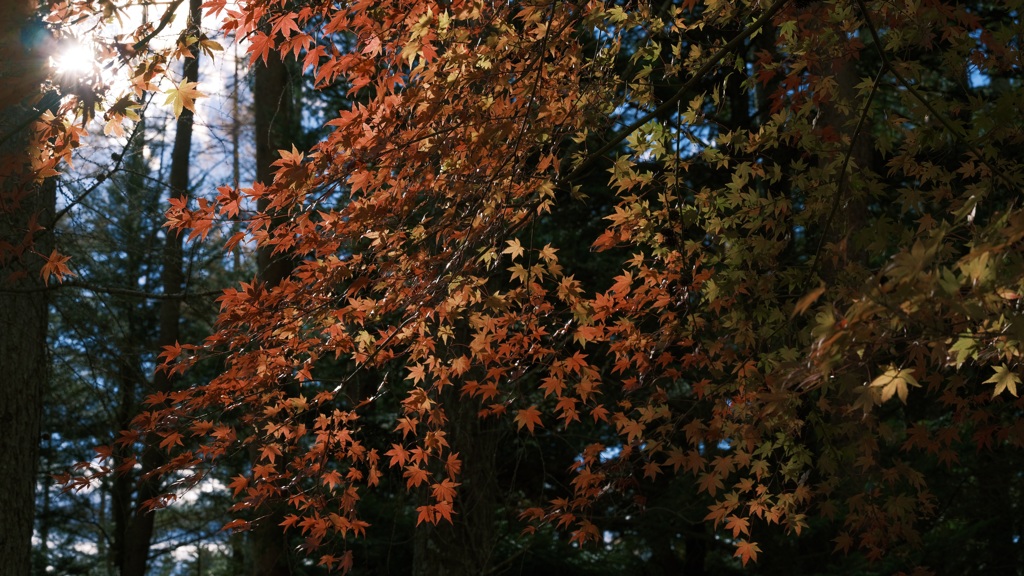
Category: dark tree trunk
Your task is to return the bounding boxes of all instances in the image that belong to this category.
[0,140,54,576]
[108,115,149,575]
[250,48,296,576]
[254,49,296,284]
[119,1,201,574]
[413,398,501,576]
[0,7,55,574]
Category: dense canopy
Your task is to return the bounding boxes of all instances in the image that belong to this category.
[4,0,1024,573]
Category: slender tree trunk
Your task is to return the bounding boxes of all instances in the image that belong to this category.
[110,116,148,574]
[0,6,55,574]
[254,52,296,283]
[250,49,296,576]
[413,397,501,576]
[119,1,201,574]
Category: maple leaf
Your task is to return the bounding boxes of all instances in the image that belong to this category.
[279,514,300,530]
[450,355,470,376]
[40,249,73,286]
[223,519,251,532]
[433,500,455,524]
[697,471,724,497]
[618,418,645,444]
[404,465,429,489]
[665,449,687,472]
[502,238,524,260]
[869,367,920,404]
[416,505,435,526]
[642,461,661,480]
[406,363,427,384]
[322,470,343,491]
[164,80,206,118]
[704,502,731,528]
[569,520,601,546]
[248,31,275,64]
[725,515,750,538]
[515,406,543,434]
[430,479,460,502]
[158,431,183,451]
[833,532,854,554]
[948,336,977,369]
[985,364,1020,397]
[445,454,462,478]
[734,540,762,566]
[259,444,281,464]
[539,375,566,398]
[508,263,530,283]
[590,405,610,423]
[385,443,410,467]
[609,271,632,296]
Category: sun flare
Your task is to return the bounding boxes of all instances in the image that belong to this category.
[51,42,98,77]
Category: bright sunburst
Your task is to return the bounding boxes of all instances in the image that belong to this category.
[51,41,98,77]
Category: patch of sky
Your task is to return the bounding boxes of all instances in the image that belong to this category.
[697,440,732,454]
[600,444,621,462]
[968,28,992,88]
[969,65,991,89]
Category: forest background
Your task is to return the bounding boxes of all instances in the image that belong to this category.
[2,0,1023,574]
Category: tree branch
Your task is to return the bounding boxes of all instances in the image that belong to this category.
[0,280,220,300]
[563,0,791,184]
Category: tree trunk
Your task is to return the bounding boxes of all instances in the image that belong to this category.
[0,5,55,574]
[254,50,296,283]
[413,398,501,576]
[0,147,53,576]
[250,48,296,576]
[119,1,201,574]
[109,115,149,575]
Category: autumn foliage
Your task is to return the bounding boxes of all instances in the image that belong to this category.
[47,0,1024,571]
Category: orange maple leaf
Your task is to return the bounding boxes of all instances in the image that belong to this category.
[40,249,73,286]
[403,465,429,489]
[515,406,543,434]
[734,540,762,566]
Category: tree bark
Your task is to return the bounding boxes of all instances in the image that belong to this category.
[110,118,150,573]
[254,50,296,284]
[250,48,297,576]
[0,145,54,576]
[0,5,55,575]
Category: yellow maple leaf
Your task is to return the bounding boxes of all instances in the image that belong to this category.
[869,367,920,404]
[164,80,206,118]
